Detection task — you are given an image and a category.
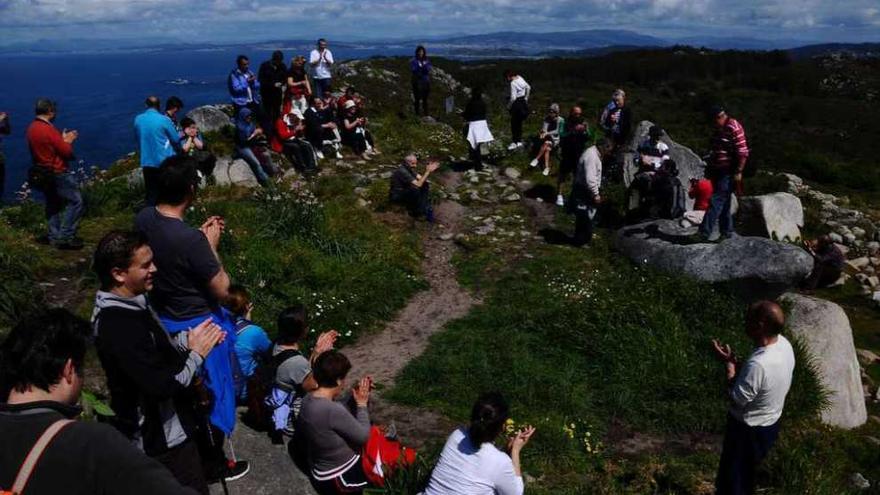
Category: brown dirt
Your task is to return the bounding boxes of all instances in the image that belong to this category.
[344,197,480,448]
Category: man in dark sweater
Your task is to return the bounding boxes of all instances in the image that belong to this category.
[92,230,224,494]
[389,153,440,223]
[0,309,197,495]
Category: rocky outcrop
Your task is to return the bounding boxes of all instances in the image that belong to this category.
[212,157,259,188]
[779,293,867,429]
[622,120,706,211]
[614,220,813,297]
[186,105,232,133]
[737,192,804,242]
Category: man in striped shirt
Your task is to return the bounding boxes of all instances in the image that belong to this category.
[699,105,749,241]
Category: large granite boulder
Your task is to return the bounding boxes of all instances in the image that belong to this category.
[622,120,706,211]
[186,105,232,133]
[614,219,813,297]
[737,193,804,242]
[778,293,867,429]
[212,157,260,188]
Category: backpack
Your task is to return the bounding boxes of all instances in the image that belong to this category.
[361,426,417,486]
[1,419,73,495]
[243,348,301,432]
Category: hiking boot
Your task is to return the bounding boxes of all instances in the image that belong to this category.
[556,194,565,207]
[55,237,84,250]
[223,460,250,482]
[529,158,539,167]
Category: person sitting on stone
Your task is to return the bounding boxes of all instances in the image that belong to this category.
[336,86,356,113]
[801,235,846,290]
[234,107,278,186]
[637,125,670,172]
[556,105,591,208]
[389,153,440,223]
[178,117,216,179]
[681,176,713,227]
[265,305,337,444]
[462,86,494,169]
[270,109,317,175]
[294,350,374,493]
[424,392,535,495]
[341,100,376,161]
[529,103,565,177]
[304,95,343,160]
[225,285,272,401]
[0,309,200,495]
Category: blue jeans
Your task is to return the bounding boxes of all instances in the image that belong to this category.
[235,146,271,185]
[46,172,84,242]
[312,77,332,97]
[700,174,733,237]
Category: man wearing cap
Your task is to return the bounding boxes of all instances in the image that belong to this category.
[135,96,181,206]
[699,105,749,241]
[309,39,334,98]
[258,51,287,126]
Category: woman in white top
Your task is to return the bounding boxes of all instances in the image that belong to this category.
[425,393,536,495]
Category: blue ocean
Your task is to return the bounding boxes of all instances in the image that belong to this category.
[0,45,410,200]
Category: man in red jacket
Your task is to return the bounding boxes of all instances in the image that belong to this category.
[26,98,83,250]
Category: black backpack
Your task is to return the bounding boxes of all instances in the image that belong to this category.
[243,348,301,431]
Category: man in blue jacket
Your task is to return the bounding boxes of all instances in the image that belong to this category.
[134,96,180,206]
[228,55,260,116]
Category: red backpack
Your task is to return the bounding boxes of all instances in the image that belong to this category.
[361,426,417,486]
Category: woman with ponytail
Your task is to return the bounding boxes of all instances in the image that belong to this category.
[424,392,536,495]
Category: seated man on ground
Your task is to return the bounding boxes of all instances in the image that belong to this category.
[179,117,216,178]
[295,350,375,494]
[134,156,249,483]
[389,153,440,223]
[235,107,278,186]
[681,176,713,227]
[304,95,343,160]
[802,235,846,290]
[271,109,318,175]
[425,392,535,495]
[341,100,377,161]
[225,285,272,401]
[265,305,337,444]
[530,103,565,177]
[92,230,224,494]
[0,309,199,494]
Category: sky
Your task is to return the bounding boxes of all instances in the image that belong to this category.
[1,0,879,47]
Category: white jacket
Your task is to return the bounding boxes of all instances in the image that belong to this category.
[508,76,530,106]
[577,146,602,198]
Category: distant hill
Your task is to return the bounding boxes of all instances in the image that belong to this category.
[787,42,880,60]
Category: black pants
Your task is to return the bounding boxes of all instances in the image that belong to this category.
[282,140,317,174]
[716,414,780,495]
[194,421,228,481]
[343,130,372,155]
[261,90,283,127]
[391,185,432,220]
[153,439,210,495]
[802,263,842,290]
[570,185,595,246]
[412,81,430,115]
[143,166,161,206]
[509,98,529,143]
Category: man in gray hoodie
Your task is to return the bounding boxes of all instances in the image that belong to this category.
[91,230,223,494]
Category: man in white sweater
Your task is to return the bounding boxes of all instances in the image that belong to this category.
[504,70,530,150]
[711,301,795,495]
[570,138,613,246]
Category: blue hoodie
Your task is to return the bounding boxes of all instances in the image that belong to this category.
[228,68,261,107]
[134,108,180,168]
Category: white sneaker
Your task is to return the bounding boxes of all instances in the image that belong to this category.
[516,142,524,149]
[542,167,550,176]
[335,151,343,159]
[529,159,539,167]
[556,194,565,206]
[316,151,325,160]
[507,143,518,151]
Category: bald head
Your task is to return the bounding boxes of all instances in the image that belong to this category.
[404,154,418,166]
[145,96,161,110]
[746,300,785,337]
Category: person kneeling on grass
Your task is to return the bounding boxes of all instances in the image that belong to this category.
[264,305,338,444]
[294,350,414,494]
[711,301,795,495]
[425,392,535,495]
[225,285,272,401]
[389,153,440,223]
[529,103,565,177]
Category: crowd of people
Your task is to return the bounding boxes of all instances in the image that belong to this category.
[1,42,807,495]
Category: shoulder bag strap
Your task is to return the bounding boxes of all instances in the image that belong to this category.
[11,419,75,495]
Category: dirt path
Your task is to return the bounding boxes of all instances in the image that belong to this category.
[344,197,479,447]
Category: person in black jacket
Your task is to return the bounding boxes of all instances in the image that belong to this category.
[92,230,224,494]
[462,86,494,168]
[258,50,287,127]
[0,309,198,495]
